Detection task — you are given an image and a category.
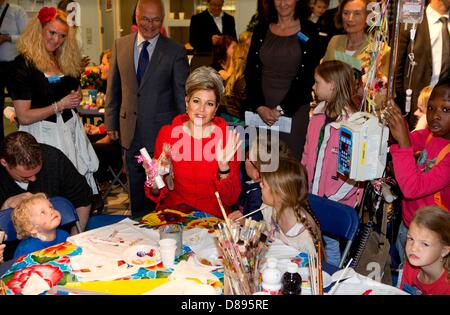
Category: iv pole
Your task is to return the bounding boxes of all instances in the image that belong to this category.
[386,0,402,105]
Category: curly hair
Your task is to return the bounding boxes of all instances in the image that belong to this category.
[12,193,49,240]
[16,8,82,77]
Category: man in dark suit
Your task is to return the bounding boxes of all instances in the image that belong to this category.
[105,0,189,217]
[189,0,237,70]
[395,0,450,127]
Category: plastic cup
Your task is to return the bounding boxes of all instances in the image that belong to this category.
[159,224,183,257]
[158,238,177,248]
[160,246,176,268]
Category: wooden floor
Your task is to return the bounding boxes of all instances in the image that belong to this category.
[100,183,130,216]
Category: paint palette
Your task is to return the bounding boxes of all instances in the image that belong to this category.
[193,246,223,269]
[123,245,161,267]
[298,267,332,290]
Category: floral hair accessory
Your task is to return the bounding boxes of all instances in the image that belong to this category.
[38,7,57,24]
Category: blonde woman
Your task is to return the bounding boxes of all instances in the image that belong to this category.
[222,42,249,121]
[145,67,242,219]
[8,7,99,195]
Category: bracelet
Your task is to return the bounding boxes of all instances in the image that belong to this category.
[218,168,230,175]
[52,102,60,114]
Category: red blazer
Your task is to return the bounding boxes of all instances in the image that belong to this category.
[145,114,241,218]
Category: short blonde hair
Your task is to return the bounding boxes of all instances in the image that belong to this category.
[417,86,433,113]
[185,66,224,105]
[12,193,49,240]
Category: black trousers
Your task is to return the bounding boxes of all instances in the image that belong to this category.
[125,131,155,218]
[0,60,14,140]
[279,103,310,160]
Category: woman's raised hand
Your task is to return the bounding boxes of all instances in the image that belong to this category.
[216,129,243,170]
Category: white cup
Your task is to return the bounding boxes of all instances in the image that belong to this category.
[169,12,175,19]
[159,238,177,248]
[160,246,176,268]
[159,225,183,257]
[179,12,185,20]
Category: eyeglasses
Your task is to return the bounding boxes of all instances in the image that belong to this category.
[139,16,163,24]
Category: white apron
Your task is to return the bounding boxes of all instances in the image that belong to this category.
[19,110,100,194]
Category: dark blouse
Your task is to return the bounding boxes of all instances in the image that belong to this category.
[261,30,302,107]
[244,20,317,117]
[8,55,80,123]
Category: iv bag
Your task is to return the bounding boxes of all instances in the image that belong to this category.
[399,0,425,24]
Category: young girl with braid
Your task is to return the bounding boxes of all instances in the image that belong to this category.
[259,156,324,256]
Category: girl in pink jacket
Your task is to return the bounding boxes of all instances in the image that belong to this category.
[384,79,450,264]
[301,60,363,266]
[301,60,363,207]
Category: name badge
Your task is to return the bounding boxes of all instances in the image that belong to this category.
[296,32,309,44]
[48,76,61,84]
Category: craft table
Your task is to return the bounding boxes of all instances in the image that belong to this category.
[0,207,407,295]
[0,208,223,295]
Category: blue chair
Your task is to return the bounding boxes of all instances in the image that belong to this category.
[0,196,81,242]
[0,208,16,242]
[86,214,130,231]
[50,196,82,233]
[308,194,360,268]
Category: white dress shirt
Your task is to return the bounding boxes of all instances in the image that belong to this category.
[0,2,28,62]
[209,11,224,33]
[426,5,450,86]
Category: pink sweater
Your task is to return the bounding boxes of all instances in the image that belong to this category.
[390,128,450,227]
[301,103,363,207]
